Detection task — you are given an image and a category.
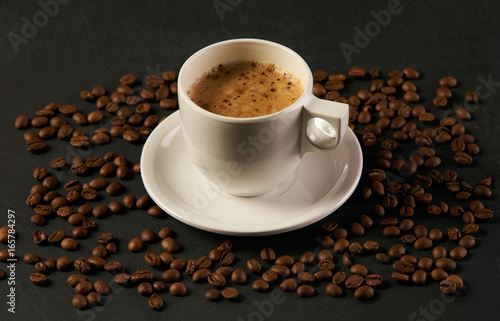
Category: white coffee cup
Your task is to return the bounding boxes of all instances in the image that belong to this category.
[178,38,349,196]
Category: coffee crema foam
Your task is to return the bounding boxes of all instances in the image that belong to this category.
[188,61,304,118]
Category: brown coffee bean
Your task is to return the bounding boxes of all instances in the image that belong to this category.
[448,246,467,261]
[221,287,238,300]
[435,258,456,272]
[446,275,464,289]
[162,269,180,283]
[160,237,180,253]
[440,279,456,295]
[456,107,471,120]
[128,238,143,252]
[345,275,364,289]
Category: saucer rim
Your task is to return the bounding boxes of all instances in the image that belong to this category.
[141,111,363,236]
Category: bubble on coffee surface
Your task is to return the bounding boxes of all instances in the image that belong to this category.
[188,61,304,118]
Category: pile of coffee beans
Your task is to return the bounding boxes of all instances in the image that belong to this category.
[3,65,494,312]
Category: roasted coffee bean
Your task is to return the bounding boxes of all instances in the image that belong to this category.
[123,129,140,142]
[184,259,196,274]
[31,214,46,226]
[332,227,348,240]
[382,226,400,237]
[60,237,78,250]
[317,250,333,261]
[144,252,161,268]
[474,208,493,220]
[150,281,165,293]
[449,246,467,261]
[24,252,40,265]
[226,269,247,285]
[203,269,225,288]
[158,268,180,284]
[137,282,153,296]
[393,260,414,274]
[74,204,91,217]
[290,262,306,276]
[348,242,363,255]
[86,292,101,306]
[262,270,278,283]
[381,217,398,226]
[446,275,464,289]
[74,258,92,274]
[446,227,461,241]
[67,274,86,288]
[99,163,117,177]
[72,294,87,309]
[204,289,220,302]
[68,213,85,225]
[333,238,350,253]
[353,285,374,300]
[75,280,94,295]
[26,138,47,153]
[435,258,456,272]
[454,151,473,165]
[191,268,211,283]
[169,259,186,271]
[387,244,406,259]
[345,275,364,289]
[136,195,152,209]
[317,259,336,271]
[113,273,130,286]
[55,256,71,271]
[31,116,50,128]
[85,256,105,270]
[137,229,156,243]
[159,98,178,109]
[300,251,316,265]
[462,223,479,235]
[154,252,172,267]
[351,222,365,236]
[160,237,180,253]
[296,284,315,298]
[274,255,294,267]
[440,279,456,295]
[358,215,373,229]
[105,182,123,196]
[350,264,368,277]
[91,204,108,219]
[120,195,136,209]
[326,283,343,297]
[72,226,89,239]
[269,265,289,278]
[296,271,314,284]
[70,136,91,147]
[86,179,107,191]
[314,269,333,281]
[220,286,238,300]
[430,268,448,281]
[128,238,143,252]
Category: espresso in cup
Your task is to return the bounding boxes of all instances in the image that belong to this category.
[188,60,304,118]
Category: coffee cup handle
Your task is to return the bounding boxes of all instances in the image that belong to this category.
[300,97,349,157]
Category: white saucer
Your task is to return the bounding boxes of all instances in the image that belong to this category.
[141,111,363,236]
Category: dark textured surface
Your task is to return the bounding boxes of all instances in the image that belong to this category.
[1,0,499,320]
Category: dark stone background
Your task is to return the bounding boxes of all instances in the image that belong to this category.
[0,0,499,320]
